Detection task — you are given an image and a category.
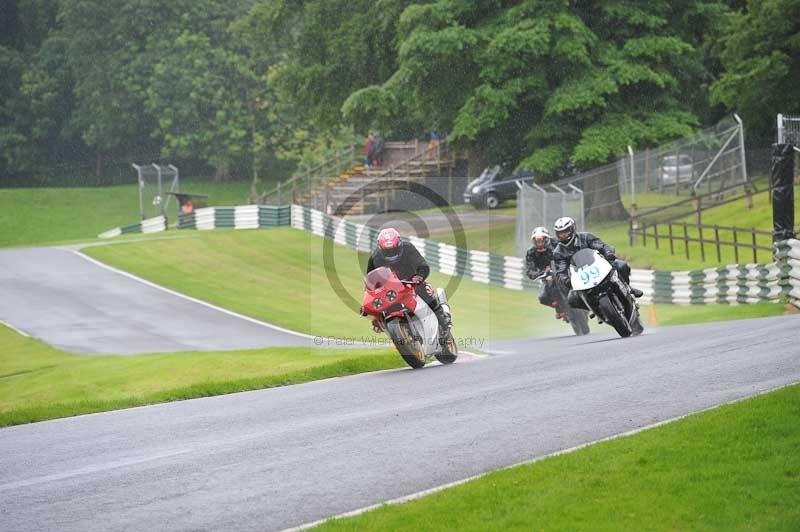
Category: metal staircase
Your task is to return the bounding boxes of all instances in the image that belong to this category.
[258,140,464,215]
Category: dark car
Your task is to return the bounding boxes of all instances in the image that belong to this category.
[463,166,535,209]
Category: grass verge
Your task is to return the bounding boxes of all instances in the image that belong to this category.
[0,180,253,248]
[316,383,800,531]
[645,301,786,327]
[83,228,787,341]
[0,323,402,427]
[84,228,563,341]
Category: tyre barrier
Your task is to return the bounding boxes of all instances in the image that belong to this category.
[775,239,800,309]
[98,205,797,307]
[291,205,797,307]
[177,205,290,230]
[98,206,291,237]
[98,215,167,238]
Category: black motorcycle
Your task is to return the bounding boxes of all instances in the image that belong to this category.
[568,249,643,338]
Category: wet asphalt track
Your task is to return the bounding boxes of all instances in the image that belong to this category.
[0,246,312,353]
[1,314,798,531]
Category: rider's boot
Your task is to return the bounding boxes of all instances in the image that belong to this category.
[434,306,452,346]
[630,286,644,298]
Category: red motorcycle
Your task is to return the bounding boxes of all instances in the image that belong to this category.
[361,266,458,369]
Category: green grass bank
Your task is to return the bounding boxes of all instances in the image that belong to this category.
[0,180,252,248]
[83,229,786,341]
[0,323,402,427]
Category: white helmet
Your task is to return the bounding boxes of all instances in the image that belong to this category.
[553,217,576,246]
[530,226,551,250]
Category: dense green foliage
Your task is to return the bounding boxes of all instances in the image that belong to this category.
[1,0,797,187]
[711,0,800,141]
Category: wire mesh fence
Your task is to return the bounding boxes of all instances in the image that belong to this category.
[777,114,800,145]
[515,182,584,257]
[514,115,750,247]
[620,115,747,200]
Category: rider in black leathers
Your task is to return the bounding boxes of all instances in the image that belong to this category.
[551,217,643,309]
[366,227,452,342]
[525,227,559,313]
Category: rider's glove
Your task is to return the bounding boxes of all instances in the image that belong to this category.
[605,252,616,262]
[410,274,424,284]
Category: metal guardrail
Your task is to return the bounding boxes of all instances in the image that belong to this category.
[256,146,359,206]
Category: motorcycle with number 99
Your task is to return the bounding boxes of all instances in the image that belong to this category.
[569,249,644,338]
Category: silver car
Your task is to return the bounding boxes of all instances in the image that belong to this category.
[660,154,695,185]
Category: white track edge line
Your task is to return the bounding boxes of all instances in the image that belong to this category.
[65,249,492,351]
[282,380,799,532]
[0,320,30,337]
[65,248,316,340]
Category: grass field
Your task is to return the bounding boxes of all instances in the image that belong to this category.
[0,180,253,248]
[84,228,562,342]
[0,323,402,426]
[316,383,800,531]
[83,228,786,341]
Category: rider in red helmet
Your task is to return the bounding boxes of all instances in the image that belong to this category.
[366,227,452,343]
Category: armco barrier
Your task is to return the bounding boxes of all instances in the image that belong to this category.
[291,205,794,306]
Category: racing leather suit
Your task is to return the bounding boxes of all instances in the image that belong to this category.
[525,241,558,308]
[552,232,635,309]
[366,240,450,336]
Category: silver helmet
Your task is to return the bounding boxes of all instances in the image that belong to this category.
[553,216,576,246]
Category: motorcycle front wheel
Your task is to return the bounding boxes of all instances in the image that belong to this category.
[598,295,632,337]
[385,319,426,369]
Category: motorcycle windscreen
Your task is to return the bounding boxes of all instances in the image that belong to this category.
[569,249,613,290]
[365,266,393,290]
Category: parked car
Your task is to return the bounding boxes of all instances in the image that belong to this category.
[660,154,695,186]
[463,166,535,209]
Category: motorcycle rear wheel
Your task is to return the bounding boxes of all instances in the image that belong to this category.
[568,309,591,336]
[385,319,426,369]
[598,295,632,337]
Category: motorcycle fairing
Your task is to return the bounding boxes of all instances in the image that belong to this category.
[404,294,441,357]
[569,249,613,290]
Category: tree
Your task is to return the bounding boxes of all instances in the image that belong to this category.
[711,0,800,142]
[0,0,68,183]
[343,0,729,220]
[56,0,261,178]
[247,0,416,135]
